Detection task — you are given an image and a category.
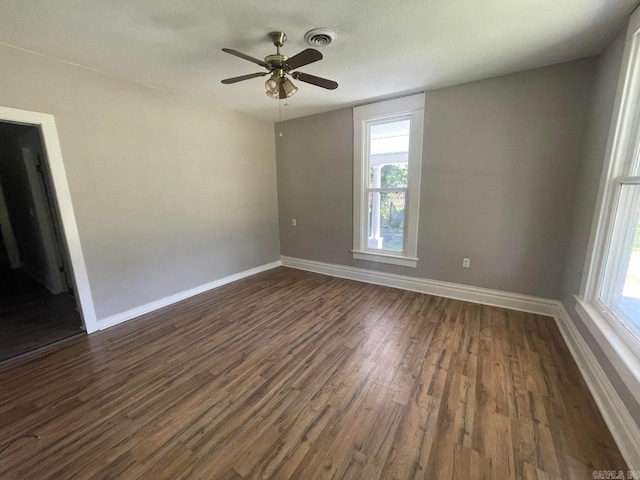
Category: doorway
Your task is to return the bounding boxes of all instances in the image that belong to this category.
[0,121,84,361]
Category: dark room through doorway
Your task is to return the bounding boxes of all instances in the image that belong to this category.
[0,121,83,362]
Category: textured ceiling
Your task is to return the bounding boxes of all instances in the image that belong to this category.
[0,0,637,122]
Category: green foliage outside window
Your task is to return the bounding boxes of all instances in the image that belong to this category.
[372,164,408,252]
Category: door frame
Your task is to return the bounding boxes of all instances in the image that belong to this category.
[0,106,98,333]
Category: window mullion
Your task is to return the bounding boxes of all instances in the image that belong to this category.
[616,175,640,185]
[367,187,409,193]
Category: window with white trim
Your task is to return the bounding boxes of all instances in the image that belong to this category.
[352,94,424,268]
[586,14,640,340]
[577,6,640,402]
[600,175,640,335]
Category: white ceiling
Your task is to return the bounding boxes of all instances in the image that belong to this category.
[0,0,637,122]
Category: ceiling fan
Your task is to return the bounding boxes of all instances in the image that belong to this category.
[221,31,338,99]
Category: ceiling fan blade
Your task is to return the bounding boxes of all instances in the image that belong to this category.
[221,72,268,84]
[285,49,323,71]
[222,48,268,68]
[292,72,338,90]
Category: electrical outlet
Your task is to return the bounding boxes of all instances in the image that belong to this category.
[463,258,470,268]
[291,219,297,226]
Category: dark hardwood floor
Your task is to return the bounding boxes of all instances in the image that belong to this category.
[0,267,83,362]
[0,267,627,479]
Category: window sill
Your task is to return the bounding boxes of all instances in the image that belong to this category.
[574,295,640,405]
[351,250,418,268]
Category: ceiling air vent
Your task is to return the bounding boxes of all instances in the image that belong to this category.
[304,28,336,47]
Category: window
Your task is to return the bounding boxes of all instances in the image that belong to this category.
[585,14,640,339]
[601,177,640,336]
[577,6,640,402]
[352,94,424,267]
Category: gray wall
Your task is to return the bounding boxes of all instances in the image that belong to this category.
[276,58,595,299]
[561,30,640,420]
[0,44,280,319]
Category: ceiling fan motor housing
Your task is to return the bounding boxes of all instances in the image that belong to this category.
[265,54,288,69]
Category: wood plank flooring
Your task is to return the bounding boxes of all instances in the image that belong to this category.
[0,267,627,479]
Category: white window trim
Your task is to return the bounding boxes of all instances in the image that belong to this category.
[576,6,640,405]
[352,93,425,268]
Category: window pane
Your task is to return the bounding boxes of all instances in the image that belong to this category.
[632,135,640,175]
[601,184,640,333]
[367,191,406,252]
[369,120,410,188]
[620,205,640,323]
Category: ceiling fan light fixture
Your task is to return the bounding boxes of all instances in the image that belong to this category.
[265,74,280,95]
[281,77,298,98]
[265,89,281,99]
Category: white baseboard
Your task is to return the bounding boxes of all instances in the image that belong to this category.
[280,256,558,316]
[281,255,640,470]
[553,303,640,472]
[97,260,282,330]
